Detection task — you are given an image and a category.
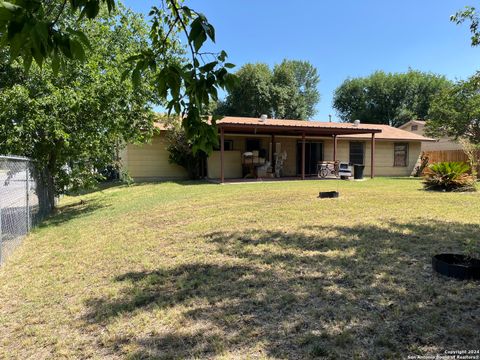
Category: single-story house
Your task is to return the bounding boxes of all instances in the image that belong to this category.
[121,116,434,182]
[399,120,462,152]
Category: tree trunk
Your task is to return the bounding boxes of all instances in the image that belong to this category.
[34,167,56,213]
[46,170,55,210]
[34,153,57,213]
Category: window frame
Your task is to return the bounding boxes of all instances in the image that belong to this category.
[411,125,418,131]
[214,139,233,151]
[223,140,233,151]
[349,141,365,165]
[393,142,409,167]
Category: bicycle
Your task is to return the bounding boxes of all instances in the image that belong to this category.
[317,161,340,178]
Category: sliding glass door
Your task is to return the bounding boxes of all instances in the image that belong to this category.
[296,142,323,176]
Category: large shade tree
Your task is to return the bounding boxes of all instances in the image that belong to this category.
[217,60,320,120]
[427,73,480,145]
[0,6,160,208]
[216,63,273,118]
[333,70,451,127]
[426,3,480,146]
[0,0,235,207]
[0,0,236,153]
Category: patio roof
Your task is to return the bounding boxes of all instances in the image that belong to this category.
[216,117,382,136]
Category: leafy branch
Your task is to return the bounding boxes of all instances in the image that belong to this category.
[451,5,480,46]
[0,0,237,155]
[122,0,237,155]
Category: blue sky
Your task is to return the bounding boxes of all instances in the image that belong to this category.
[123,0,480,121]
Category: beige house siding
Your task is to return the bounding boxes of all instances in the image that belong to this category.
[207,151,242,179]
[123,135,188,181]
[324,139,420,176]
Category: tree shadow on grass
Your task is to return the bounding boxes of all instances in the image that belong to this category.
[40,199,108,227]
[129,179,214,187]
[85,220,480,359]
[68,181,130,196]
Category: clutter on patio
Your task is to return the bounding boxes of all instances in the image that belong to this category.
[242,150,287,178]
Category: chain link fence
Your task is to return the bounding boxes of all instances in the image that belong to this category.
[0,155,52,265]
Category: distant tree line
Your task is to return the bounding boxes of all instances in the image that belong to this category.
[332,70,452,127]
[215,60,320,120]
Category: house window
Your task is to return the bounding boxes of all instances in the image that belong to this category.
[215,140,233,151]
[349,142,364,165]
[411,125,418,131]
[245,139,261,152]
[223,140,233,151]
[394,143,408,167]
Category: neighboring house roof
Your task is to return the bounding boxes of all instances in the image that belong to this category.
[154,116,435,142]
[398,119,462,150]
[398,120,426,129]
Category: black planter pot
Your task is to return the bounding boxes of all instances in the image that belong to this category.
[432,254,480,280]
[318,191,339,198]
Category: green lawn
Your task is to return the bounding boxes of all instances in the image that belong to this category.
[0,178,479,359]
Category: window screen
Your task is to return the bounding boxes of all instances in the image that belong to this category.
[246,139,261,152]
[349,142,364,165]
[214,140,233,151]
[394,143,408,167]
[224,140,233,151]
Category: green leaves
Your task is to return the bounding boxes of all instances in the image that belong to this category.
[0,0,115,72]
[451,6,480,46]
[122,2,235,155]
[188,14,215,52]
[427,72,480,145]
[218,60,318,120]
[66,27,91,49]
[333,70,451,127]
[0,3,154,197]
[188,17,207,52]
[0,0,235,159]
[423,162,476,192]
[69,38,85,61]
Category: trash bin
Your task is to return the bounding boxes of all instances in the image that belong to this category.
[353,164,365,179]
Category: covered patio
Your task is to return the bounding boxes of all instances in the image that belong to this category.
[216,117,382,183]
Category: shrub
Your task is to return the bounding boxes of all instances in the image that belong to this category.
[165,120,207,180]
[423,162,477,192]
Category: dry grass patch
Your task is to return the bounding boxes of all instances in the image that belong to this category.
[0,178,479,359]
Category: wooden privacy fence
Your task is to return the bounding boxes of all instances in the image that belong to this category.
[423,150,480,176]
[423,150,468,163]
